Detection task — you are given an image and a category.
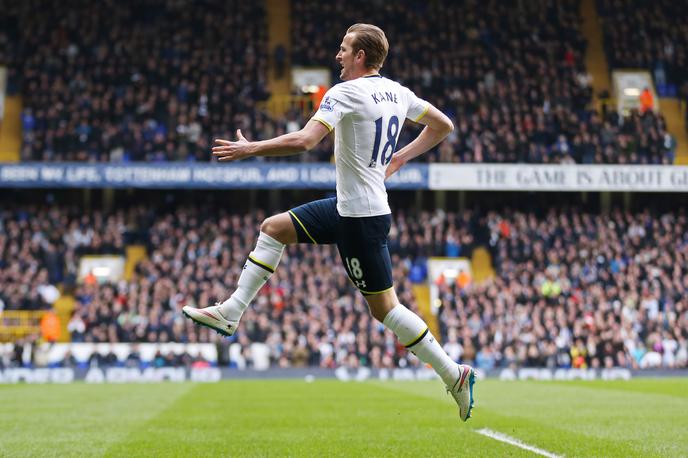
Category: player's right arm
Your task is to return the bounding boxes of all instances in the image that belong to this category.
[212,85,350,162]
[212,120,330,161]
[385,104,453,179]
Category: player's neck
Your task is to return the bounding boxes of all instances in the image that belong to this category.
[361,69,380,78]
[349,68,380,80]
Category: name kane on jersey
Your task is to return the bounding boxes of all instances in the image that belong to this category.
[371,91,398,104]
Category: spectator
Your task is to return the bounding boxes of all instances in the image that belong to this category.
[640,87,654,114]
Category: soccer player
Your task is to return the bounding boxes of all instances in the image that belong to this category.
[183,23,476,421]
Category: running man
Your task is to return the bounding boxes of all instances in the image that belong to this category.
[183,23,476,422]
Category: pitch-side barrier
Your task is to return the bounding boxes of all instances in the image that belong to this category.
[1,367,685,384]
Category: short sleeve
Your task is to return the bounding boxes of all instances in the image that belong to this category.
[404,86,430,123]
[311,85,352,132]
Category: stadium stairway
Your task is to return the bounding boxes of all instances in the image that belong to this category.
[580,0,611,112]
[53,294,76,343]
[659,98,688,164]
[411,285,441,343]
[471,247,495,283]
[261,0,319,117]
[125,245,147,280]
[0,95,22,162]
[266,0,292,107]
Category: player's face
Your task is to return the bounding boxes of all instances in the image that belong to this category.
[336,34,360,81]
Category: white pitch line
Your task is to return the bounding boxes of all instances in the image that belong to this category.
[475,428,563,458]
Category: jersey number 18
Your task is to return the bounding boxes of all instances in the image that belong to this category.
[368,115,400,168]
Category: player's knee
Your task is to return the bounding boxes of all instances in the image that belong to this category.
[260,214,296,244]
[260,216,280,237]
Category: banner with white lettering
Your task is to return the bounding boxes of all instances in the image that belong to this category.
[429,164,688,191]
[3,163,688,191]
[0,163,427,189]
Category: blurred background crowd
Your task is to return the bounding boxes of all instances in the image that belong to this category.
[597,0,688,95]
[0,0,681,164]
[1,0,687,373]
[2,199,686,370]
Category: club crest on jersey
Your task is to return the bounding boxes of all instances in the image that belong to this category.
[320,96,338,112]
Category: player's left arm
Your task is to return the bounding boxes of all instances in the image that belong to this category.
[212,120,330,161]
[385,105,453,179]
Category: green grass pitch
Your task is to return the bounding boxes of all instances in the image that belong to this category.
[1,378,687,457]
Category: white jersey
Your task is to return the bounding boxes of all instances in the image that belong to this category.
[312,75,429,217]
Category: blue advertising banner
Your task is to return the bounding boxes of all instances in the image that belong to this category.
[0,163,428,190]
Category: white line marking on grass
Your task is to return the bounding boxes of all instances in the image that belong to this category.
[475,428,563,458]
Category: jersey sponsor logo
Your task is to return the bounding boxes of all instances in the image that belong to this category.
[320,96,338,112]
[371,91,398,104]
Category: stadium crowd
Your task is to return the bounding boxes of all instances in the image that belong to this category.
[0,204,126,311]
[292,0,674,164]
[597,0,688,93]
[1,202,686,370]
[0,0,676,164]
[2,0,273,162]
[438,207,688,370]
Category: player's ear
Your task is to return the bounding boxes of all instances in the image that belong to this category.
[356,49,366,65]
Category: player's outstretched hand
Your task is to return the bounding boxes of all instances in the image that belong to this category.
[212,129,252,161]
[385,154,405,180]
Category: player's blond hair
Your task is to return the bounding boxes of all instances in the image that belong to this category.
[346,23,389,71]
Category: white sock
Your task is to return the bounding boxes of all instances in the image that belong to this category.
[383,304,460,386]
[218,232,285,321]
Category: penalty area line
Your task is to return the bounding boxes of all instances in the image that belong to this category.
[475,428,563,458]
